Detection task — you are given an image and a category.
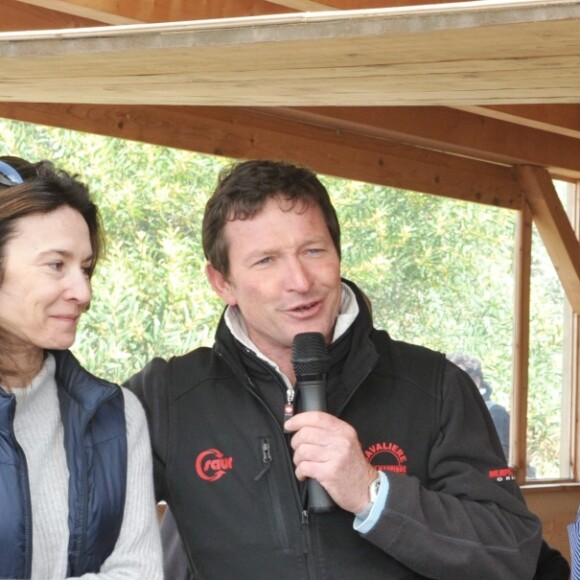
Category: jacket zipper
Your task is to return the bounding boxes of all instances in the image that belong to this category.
[283,384,296,424]
[216,345,376,580]
[243,371,316,578]
[254,439,272,481]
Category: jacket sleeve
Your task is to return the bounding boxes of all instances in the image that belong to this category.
[124,358,171,503]
[361,363,543,580]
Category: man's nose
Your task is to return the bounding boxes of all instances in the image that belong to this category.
[286,257,312,292]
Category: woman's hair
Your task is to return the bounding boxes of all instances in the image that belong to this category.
[0,157,104,381]
[202,159,341,278]
[0,159,103,282]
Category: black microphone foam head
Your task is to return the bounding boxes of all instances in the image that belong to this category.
[292,332,330,376]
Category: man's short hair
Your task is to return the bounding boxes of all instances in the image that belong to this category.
[202,159,341,277]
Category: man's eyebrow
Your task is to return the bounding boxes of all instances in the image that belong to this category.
[243,248,274,264]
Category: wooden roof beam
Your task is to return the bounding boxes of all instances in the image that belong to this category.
[283,106,580,180]
[1,0,103,31]
[11,0,487,25]
[459,105,580,139]
[6,0,140,25]
[9,0,294,25]
[0,0,477,31]
[516,165,580,314]
[0,101,522,209]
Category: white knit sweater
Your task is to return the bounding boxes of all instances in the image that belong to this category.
[9,354,162,580]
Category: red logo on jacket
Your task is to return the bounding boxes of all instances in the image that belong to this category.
[488,467,516,482]
[364,441,408,474]
[195,448,234,482]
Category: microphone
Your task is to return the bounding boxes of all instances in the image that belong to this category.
[292,332,335,513]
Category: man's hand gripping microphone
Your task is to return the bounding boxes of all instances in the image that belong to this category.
[292,332,335,513]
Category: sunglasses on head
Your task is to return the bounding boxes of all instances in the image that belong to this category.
[0,156,38,187]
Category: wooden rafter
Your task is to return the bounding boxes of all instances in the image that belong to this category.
[516,165,580,314]
[0,102,522,208]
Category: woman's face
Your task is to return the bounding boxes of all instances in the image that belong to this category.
[0,205,93,351]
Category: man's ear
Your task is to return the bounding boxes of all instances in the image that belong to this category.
[205,262,237,306]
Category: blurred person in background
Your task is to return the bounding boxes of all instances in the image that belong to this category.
[447,352,569,579]
[447,353,510,459]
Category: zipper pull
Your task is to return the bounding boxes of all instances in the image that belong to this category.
[254,440,272,481]
[262,440,272,464]
[283,386,295,432]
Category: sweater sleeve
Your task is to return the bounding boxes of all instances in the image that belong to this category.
[69,388,163,580]
[361,363,542,580]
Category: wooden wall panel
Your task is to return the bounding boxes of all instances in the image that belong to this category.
[523,486,580,565]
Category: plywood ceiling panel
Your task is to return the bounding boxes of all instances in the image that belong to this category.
[0,0,579,106]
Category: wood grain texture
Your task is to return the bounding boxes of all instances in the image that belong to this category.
[0,1,579,106]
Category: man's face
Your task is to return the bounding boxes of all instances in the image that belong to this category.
[207,197,342,363]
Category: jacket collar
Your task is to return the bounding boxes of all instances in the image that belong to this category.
[223,280,360,362]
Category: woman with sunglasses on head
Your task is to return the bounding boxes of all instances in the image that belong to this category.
[0,156,162,579]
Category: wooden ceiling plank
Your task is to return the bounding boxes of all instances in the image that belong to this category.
[0,101,522,209]
[0,2,578,107]
[4,1,580,45]
[516,165,580,314]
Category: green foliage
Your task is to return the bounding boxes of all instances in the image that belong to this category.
[0,118,567,478]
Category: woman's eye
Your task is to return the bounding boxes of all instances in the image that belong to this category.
[49,262,64,271]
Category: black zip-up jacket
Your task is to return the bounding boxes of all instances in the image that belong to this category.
[0,350,127,579]
[127,280,542,580]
